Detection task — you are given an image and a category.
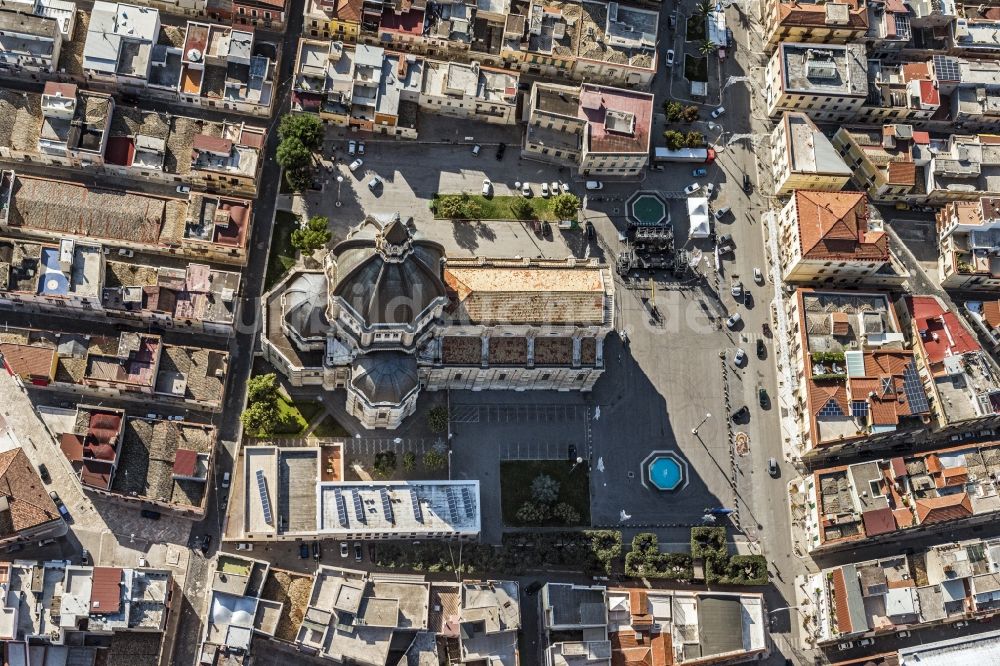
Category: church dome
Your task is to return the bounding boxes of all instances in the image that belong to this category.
[350,351,419,405]
[282,272,329,340]
[330,214,446,328]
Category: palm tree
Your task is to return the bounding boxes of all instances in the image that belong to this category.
[699,39,716,55]
[696,0,714,17]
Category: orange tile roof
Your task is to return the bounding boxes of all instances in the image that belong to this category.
[0,448,61,538]
[983,300,1000,329]
[794,191,888,262]
[810,381,850,417]
[90,567,123,615]
[887,161,917,186]
[831,568,854,634]
[915,493,973,524]
[831,312,851,336]
[0,343,55,380]
[862,507,897,536]
[892,508,914,529]
[776,1,868,30]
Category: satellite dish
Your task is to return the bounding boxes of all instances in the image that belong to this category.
[187,48,202,62]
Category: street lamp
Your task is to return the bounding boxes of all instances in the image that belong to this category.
[335,174,344,208]
[692,412,711,436]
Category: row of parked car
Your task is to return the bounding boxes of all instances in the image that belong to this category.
[298,540,364,561]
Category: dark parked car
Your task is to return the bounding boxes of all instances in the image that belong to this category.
[37,463,50,484]
[731,405,749,423]
[585,221,595,240]
[743,174,752,194]
[312,541,322,560]
[354,543,363,562]
[757,339,766,359]
[200,535,212,555]
[495,142,506,160]
[542,221,553,240]
[767,457,779,477]
[568,444,577,461]
[759,387,770,409]
[140,509,161,520]
[524,581,544,596]
[299,543,310,559]
[49,491,69,520]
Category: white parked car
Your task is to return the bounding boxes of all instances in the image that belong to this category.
[586,180,603,190]
[711,106,726,118]
[560,182,570,193]
[726,312,742,329]
[367,176,382,192]
[666,49,675,66]
[550,181,560,194]
[472,144,481,156]
[683,183,701,195]
[753,267,763,284]
[357,141,366,155]
[348,140,357,156]
[705,182,715,196]
[521,182,532,197]
[733,349,746,366]
[349,158,363,172]
[175,185,191,194]
[482,178,492,196]
[541,182,550,197]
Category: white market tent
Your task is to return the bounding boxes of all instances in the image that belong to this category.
[688,197,711,239]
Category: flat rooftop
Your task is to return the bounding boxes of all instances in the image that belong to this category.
[779,42,868,97]
[785,112,852,176]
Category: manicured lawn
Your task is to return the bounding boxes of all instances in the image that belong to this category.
[313,415,350,438]
[432,195,562,221]
[685,55,708,83]
[265,211,299,291]
[500,460,591,527]
[686,13,706,41]
[247,396,314,437]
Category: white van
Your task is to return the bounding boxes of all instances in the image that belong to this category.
[586,180,603,190]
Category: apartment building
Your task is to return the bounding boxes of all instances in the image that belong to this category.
[540,583,768,666]
[0,86,266,196]
[857,59,941,122]
[785,288,931,460]
[806,537,1000,646]
[0,171,254,265]
[763,0,869,50]
[925,133,1000,203]
[524,81,652,176]
[262,214,614,429]
[419,60,519,125]
[303,0,363,41]
[775,191,904,286]
[0,237,241,335]
[949,13,1000,54]
[0,326,228,411]
[937,197,1000,289]
[804,440,1000,553]
[770,112,853,195]
[765,42,868,121]
[0,448,67,548]
[292,567,520,666]
[353,0,658,89]
[901,295,1000,429]
[83,2,161,87]
[0,560,174,661]
[944,55,1000,126]
[0,1,75,76]
[864,0,912,52]
[57,406,217,517]
[227,443,481,541]
[198,554,282,663]
[831,124,926,202]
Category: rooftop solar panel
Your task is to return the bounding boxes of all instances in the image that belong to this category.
[352,491,366,524]
[256,469,273,526]
[410,488,423,523]
[380,487,394,525]
[903,361,930,413]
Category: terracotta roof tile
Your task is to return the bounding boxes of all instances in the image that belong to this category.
[172,448,198,477]
[984,300,1000,329]
[776,1,868,30]
[862,507,897,536]
[0,448,61,537]
[887,161,916,186]
[831,568,854,634]
[0,343,55,380]
[794,191,888,262]
[90,567,123,615]
[810,381,849,417]
[892,508,914,529]
[915,493,973,524]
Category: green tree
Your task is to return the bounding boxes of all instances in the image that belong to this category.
[373,451,397,478]
[552,193,580,220]
[664,101,684,122]
[516,501,550,524]
[427,405,449,433]
[278,113,324,151]
[663,130,685,151]
[276,136,312,171]
[403,451,416,472]
[247,373,279,404]
[291,215,332,252]
[510,197,534,220]
[685,131,705,148]
[436,195,467,219]
[552,502,581,524]
[696,0,714,16]
[423,448,448,471]
[463,197,482,220]
[531,474,560,504]
[240,400,279,435]
[699,39,716,55]
[285,167,312,192]
[682,105,701,122]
